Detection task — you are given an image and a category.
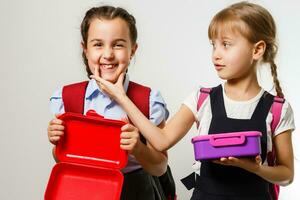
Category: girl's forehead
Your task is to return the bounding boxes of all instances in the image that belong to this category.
[88,18,130,39]
[209,19,248,40]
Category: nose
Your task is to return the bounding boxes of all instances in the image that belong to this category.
[212,46,221,61]
[103,47,114,60]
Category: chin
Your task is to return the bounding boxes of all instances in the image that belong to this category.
[102,76,117,83]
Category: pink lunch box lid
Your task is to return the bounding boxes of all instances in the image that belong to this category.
[192,131,262,143]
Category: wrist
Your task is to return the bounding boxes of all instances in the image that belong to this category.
[250,163,262,175]
[131,140,143,157]
[116,93,130,106]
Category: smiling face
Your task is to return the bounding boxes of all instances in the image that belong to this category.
[210,29,256,81]
[83,17,137,83]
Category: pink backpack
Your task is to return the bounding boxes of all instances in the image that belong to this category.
[197,88,284,200]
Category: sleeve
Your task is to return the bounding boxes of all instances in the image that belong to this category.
[274,101,295,136]
[182,87,201,119]
[149,89,169,126]
[49,86,65,115]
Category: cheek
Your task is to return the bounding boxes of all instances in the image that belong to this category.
[117,50,131,63]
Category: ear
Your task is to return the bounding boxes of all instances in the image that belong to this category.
[253,40,266,61]
[81,41,88,57]
[130,43,138,59]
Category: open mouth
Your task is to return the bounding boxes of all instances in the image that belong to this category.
[100,64,118,69]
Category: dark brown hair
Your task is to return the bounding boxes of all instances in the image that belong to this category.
[208,2,283,97]
[80,6,137,77]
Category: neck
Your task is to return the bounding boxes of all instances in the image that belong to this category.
[225,72,261,101]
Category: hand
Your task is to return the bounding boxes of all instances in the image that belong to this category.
[90,66,126,101]
[120,123,142,155]
[213,155,262,173]
[47,114,64,145]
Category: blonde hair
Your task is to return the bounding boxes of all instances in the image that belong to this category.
[208,1,283,97]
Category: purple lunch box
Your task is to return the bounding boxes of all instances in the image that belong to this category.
[192,131,262,161]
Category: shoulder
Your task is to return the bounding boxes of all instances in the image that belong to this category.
[269,96,295,136]
[183,85,213,114]
[62,80,89,91]
[50,81,90,98]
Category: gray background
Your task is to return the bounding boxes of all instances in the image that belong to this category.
[1,0,299,199]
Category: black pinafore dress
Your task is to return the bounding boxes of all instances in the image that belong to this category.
[191,85,273,200]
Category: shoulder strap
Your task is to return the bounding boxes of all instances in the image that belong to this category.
[62,81,89,114]
[197,88,211,111]
[271,96,285,134]
[127,81,150,119]
[196,88,211,128]
[268,96,284,200]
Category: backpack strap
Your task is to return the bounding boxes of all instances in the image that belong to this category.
[271,96,285,133]
[196,87,211,129]
[197,88,212,111]
[61,80,150,117]
[127,81,150,119]
[268,96,285,200]
[62,81,89,113]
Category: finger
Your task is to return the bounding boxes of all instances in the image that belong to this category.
[49,136,61,144]
[120,138,133,145]
[255,155,262,164]
[116,72,125,87]
[120,132,131,139]
[220,157,228,162]
[120,144,133,151]
[121,124,129,132]
[48,124,65,131]
[121,131,139,140]
[55,114,61,119]
[50,130,64,137]
[90,74,101,82]
[121,124,137,132]
[90,74,107,84]
[93,65,100,77]
[49,118,63,125]
[228,157,239,162]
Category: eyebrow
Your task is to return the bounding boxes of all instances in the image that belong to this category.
[221,36,234,40]
[89,38,127,43]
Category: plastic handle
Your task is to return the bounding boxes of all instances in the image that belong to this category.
[209,135,245,147]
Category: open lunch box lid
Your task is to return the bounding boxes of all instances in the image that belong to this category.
[44,110,127,200]
[55,110,127,169]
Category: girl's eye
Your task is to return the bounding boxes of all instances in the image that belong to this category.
[210,41,216,49]
[94,43,103,47]
[223,42,231,48]
[114,43,125,48]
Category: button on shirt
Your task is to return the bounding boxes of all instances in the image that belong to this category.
[49,74,169,173]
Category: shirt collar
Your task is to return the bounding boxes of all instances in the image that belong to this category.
[86,74,130,100]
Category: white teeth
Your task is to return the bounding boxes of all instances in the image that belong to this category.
[101,64,115,69]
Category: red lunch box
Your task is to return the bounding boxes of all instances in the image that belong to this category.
[44,111,127,200]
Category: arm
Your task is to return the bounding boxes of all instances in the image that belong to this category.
[130,121,168,176]
[214,130,294,186]
[91,73,195,151]
[254,130,294,185]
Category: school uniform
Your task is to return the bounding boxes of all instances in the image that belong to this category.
[184,84,295,200]
[50,74,169,200]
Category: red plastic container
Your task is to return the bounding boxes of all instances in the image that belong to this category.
[44,111,127,200]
